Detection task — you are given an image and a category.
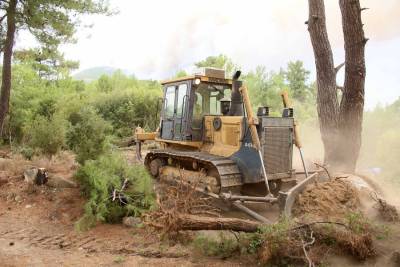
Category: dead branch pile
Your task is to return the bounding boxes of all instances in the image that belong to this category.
[143,176,261,236]
[257,221,376,266]
[371,192,399,222]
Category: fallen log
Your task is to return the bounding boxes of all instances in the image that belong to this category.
[175,214,262,232]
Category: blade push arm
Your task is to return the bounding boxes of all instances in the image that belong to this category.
[239,85,271,194]
[280,91,308,177]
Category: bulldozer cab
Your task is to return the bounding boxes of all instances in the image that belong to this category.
[160,68,232,142]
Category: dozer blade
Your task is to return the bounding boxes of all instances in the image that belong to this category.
[278,172,320,218]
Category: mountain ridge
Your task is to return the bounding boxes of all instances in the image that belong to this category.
[73,66,131,81]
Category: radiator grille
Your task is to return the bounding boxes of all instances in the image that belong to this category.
[263,127,292,174]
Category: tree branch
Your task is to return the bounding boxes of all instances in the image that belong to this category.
[334,62,345,74]
[334,62,345,91]
[313,162,332,180]
[301,230,316,267]
[0,13,6,23]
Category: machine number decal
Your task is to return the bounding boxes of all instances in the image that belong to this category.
[244,142,253,148]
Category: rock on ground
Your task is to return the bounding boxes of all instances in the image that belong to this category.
[122,216,142,227]
[24,167,48,185]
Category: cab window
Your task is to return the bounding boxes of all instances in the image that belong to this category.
[164,86,175,118]
[195,85,231,116]
[176,84,187,117]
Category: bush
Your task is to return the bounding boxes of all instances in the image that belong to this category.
[24,114,67,155]
[15,146,35,160]
[93,89,160,137]
[75,153,155,230]
[37,98,57,119]
[66,106,112,164]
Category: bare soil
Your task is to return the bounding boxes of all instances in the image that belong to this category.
[0,148,399,266]
[0,150,242,267]
[293,178,360,220]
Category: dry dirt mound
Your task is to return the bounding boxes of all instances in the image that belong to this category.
[293,178,360,220]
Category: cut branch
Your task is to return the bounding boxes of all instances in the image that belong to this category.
[313,162,332,180]
[301,230,316,267]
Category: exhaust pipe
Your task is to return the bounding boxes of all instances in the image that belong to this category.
[228,71,244,116]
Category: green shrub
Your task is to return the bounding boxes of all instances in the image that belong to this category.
[93,89,160,137]
[37,98,57,119]
[75,153,155,230]
[97,74,113,92]
[193,233,238,258]
[24,114,67,155]
[66,106,112,164]
[14,146,35,160]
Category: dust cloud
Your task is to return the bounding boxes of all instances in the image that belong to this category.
[297,121,400,207]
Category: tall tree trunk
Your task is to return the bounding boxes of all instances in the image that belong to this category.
[337,0,367,172]
[307,0,340,166]
[307,0,366,172]
[0,0,17,137]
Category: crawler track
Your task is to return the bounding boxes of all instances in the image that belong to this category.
[145,149,243,192]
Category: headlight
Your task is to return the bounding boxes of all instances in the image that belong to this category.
[194,78,201,85]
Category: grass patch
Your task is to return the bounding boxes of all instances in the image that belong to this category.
[113,256,125,264]
[192,232,239,259]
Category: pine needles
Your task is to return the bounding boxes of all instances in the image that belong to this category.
[75,152,155,230]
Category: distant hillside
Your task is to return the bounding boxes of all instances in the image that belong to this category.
[73,66,130,82]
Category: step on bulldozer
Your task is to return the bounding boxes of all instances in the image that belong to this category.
[135,68,320,223]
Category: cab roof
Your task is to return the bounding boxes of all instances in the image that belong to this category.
[161,74,232,86]
[161,67,233,86]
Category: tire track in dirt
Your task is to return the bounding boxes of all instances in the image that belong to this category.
[0,222,124,253]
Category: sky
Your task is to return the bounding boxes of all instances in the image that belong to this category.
[19,0,400,109]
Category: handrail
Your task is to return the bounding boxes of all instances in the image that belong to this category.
[179,94,188,138]
[155,97,162,130]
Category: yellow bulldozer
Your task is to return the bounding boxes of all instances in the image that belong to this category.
[135,68,319,222]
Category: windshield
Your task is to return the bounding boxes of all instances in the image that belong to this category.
[193,83,231,121]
